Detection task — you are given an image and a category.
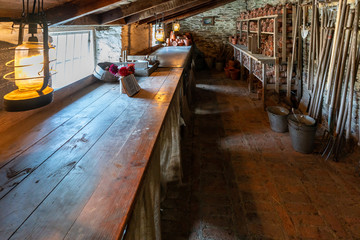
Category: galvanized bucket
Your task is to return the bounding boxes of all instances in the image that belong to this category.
[266,106,289,133]
[288,114,317,154]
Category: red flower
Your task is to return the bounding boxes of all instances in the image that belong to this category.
[127,63,135,74]
[118,66,129,77]
[109,64,119,75]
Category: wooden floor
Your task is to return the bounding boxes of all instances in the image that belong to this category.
[0,67,183,240]
[161,70,360,240]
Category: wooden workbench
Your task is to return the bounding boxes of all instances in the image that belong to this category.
[0,67,184,240]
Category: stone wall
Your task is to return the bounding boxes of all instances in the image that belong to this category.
[95,23,152,63]
[95,26,123,63]
[179,0,246,58]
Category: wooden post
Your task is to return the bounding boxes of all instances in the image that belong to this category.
[262,63,266,109]
[258,19,261,49]
[297,7,303,100]
[274,16,280,93]
[282,5,287,63]
[249,58,253,92]
[240,51,244,81]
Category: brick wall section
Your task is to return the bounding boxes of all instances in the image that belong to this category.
[121,23,152,55]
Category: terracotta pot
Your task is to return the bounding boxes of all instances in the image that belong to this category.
[228,60,235,67]
[224,67,231,78]
[170,31,176,40]
[229,68,240,80]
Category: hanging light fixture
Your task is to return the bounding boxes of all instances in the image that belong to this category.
[3,0,55,112]
[154,13,165,43]
[172,20,180,32]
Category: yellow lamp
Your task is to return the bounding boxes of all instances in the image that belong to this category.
[172,21,180,32]
[3,21,55,111]
[155,22,165,43]
[155,29,165,42]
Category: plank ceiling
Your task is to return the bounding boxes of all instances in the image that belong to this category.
[0,0,236,26]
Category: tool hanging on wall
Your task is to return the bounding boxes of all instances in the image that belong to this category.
[325,0,347,106]
[308,8,334,120]
[320,1,359,161]
[301,5,309,38]
[287,3,301,101]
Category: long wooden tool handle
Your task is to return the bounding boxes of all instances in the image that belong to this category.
[287,4,300,99]
[346,2,359,139]
[325,0,347,104]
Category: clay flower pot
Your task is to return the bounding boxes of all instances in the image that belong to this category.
[228,60,235,67]
[224,67,231,78]
[229,68,240,80]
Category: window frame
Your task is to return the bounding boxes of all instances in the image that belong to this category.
[48,27,96,90]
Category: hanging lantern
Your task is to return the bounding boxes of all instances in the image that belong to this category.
[3,1,55,112]
[155,23,165,43]
[172,21,180,32]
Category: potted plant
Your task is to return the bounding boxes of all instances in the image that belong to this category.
[109,63,138,95]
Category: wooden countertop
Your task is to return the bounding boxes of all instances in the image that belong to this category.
[0,67,183,239]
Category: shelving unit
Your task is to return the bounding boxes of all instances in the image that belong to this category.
[232,4,301,108]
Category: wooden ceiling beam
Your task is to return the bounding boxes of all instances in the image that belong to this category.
[139,0,235,25]
[46,0,127,26]
[100,0,171,24]
[65,0,171,25]
[123,0,214,25]
[105,19,127,25]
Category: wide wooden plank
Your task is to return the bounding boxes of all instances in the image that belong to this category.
[0,84,123,200]
[0,82,112,168]
[5,68,183,240]
[0,71,162,238]
[65,68,183,239]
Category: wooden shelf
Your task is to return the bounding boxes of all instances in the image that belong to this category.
[249,30,258,34]
[237,14,281,22]
[229,43,276,64]
[261,32,275,35]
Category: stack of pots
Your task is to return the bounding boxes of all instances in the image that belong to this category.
[224,60,240,80]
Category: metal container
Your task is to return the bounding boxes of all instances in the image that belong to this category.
[288,114,317,154]
[266,106,289,133]
[93,62,118,82]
